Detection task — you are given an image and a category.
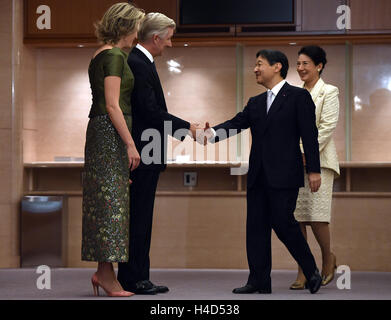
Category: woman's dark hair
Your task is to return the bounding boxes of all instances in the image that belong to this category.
[256,49,289,79]
[298,45,327,75]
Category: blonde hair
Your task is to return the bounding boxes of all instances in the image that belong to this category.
[95,2,145,45]
[138,12,176,42]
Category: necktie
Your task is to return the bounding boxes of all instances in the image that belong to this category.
[267,90,274,113]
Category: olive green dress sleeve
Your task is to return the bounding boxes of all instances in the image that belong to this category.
[103,51,125,78]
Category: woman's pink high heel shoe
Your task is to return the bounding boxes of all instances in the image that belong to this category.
[91,273,134,297]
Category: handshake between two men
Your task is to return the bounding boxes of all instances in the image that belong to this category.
[189,122,214,145]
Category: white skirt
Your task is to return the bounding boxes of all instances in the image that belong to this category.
[294,168,335,223]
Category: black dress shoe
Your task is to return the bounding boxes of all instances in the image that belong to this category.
[307,269,322,294]
[258,288,272,294]
[146,280,169,294]
[133,280,157,295]
[232,284,271,294]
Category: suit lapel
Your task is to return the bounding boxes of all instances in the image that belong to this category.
[308,78,325,103]
[150,61,161,84]
[132,47,160,83]
[132,46,151,64]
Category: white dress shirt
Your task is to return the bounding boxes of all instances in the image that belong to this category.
[136,43,154,63]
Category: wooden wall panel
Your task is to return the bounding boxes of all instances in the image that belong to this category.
[301,0,345,31]
[0,0,12,129]
[24,0,116,38]
[157,168,238,191]
[150,196,248,269]
[22,46,37,163]
[24,0,178,43]
[331,197,391,271]
[302,0,391,32]
[350,0,391,31]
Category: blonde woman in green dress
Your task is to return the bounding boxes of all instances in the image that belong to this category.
[82,2,144,297]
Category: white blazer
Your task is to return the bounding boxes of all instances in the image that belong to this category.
[301,78,340,177]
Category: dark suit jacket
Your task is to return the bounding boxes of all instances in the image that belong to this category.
[128,47,190,171]
[213,82,321,189]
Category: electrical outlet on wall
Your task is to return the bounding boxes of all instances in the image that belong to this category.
[184,172,197,187]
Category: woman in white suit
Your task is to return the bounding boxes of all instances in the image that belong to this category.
[290,46,340,289]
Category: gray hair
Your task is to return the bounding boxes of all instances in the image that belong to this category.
[138,12,176,42]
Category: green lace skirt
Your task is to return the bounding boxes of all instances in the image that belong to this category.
[81,114,132,262]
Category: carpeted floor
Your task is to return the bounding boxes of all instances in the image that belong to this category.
[0,268,390,300]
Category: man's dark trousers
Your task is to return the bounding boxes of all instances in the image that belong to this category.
[118,169,160,288]
[246,167,317,289]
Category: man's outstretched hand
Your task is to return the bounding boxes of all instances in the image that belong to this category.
[195,122,215,145]
[189,122,201,140]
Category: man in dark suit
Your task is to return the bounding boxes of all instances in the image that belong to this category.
[205,49,323,294]
[117,12,199,295]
